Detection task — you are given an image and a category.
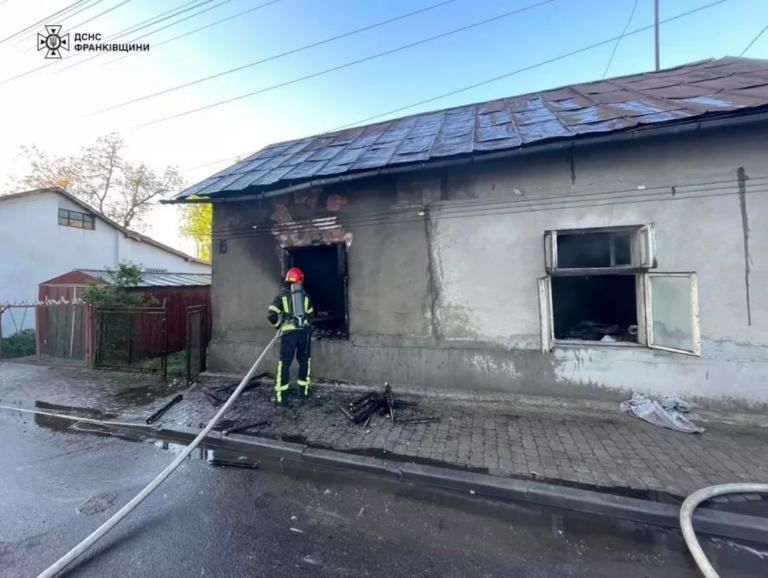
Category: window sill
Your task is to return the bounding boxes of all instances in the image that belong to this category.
[554,339,644,349]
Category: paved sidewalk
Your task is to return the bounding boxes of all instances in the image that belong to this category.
[116,376,768,502]
[3,362,767,503]
[0,362,186,415]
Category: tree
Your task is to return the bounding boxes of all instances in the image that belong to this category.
[178,199,212,261]
[177,155,238,261]
[81,261,146,309]
[12,134,185,231]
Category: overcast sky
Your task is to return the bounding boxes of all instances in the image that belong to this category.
[1,0,766,255]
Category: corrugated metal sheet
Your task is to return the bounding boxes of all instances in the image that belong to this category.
[77,270,211,287]
[179,57,768,199]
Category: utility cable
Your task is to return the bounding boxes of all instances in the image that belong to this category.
[325,0,728,133]
[93,0,456,112]
[102,0,283,67]
[18,0,134,53]
[10,0,104,47]
[205,177,768,240]
[180,0,728,173]
[55,0,228,73]
[0,0,89,45]
[90,0,472,114]
[740,23,768,56]
[211,184,768,241]
[602,0,639,78]
[131,0,556,128]
[1,0,209,83]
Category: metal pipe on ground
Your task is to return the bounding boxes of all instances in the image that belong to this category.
[145,394,183,424]
[35,331,283,578]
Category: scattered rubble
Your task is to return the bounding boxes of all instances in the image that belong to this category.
[340,384,440,426]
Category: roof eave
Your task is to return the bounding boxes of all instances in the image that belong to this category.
[169,108,768,205]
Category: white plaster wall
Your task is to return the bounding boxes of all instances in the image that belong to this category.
[0,192,209,334]
[429,125,768,407]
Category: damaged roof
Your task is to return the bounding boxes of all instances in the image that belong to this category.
[179,57,768,199]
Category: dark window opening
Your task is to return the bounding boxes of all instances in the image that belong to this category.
[59,208,94,230]
[285,244,349,340]
[557,232,631,268]
[552,275,638,342]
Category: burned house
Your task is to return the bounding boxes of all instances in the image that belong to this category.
[177,58,768,411]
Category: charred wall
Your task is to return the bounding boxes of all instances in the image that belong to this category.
[209,123,768,410]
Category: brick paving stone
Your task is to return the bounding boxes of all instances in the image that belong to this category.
[6,364,768,501]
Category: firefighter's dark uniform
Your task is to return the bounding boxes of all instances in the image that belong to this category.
[267,286,314,403]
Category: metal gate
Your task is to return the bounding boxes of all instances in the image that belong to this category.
[0,301,92,366]
[186,305,207,384]
[94,306,168,377]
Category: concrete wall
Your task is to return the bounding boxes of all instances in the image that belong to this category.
[0,192,209,333]
[209,123,768,411]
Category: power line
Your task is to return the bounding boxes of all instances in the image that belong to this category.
[133,0,557,129]
[12,0,104,47]
[602,0,639,78]
[181,0,729,174]
[102,0,283,67]
[740,23,768,56]
[55,0,228,73]
[0,0,90,45]
[212,182,768,241]
[92,0,455,114]
[1,0,209,83]
[19,0,133,53]
[208,176,768,238]
[326,0,727,133]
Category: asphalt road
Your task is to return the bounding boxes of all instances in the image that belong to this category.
[0,407,764,578]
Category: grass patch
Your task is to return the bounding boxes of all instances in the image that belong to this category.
[134,351,187,376]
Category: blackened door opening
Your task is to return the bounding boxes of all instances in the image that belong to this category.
[284,244,349,340]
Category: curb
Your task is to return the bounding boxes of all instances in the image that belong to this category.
[112,419,768,545]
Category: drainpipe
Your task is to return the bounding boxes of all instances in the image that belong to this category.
[165,111,768,205]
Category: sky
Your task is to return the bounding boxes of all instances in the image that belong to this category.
[0,0,766,256]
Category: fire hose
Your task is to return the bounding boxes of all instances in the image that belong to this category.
[35,331,282,578]
[680,483,768,578]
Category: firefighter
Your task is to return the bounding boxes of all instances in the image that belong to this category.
[266,267,314,404]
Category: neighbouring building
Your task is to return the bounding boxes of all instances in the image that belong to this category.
[0,187,210,334]
[36,269,212,362]
[176,57,768,411]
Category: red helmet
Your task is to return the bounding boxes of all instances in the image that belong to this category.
[285,267,304,283]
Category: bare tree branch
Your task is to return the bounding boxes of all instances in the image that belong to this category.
[11,133,185,230]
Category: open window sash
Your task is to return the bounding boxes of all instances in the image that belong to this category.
[644,272,700,356]
[544,231,557,273]
[638,223,657,268]
[538,276,554,353]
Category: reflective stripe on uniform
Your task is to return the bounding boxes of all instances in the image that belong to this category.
[275,361,289,402]
[282,296,290,313]
[304,296,313,314]
[268,305,281,313]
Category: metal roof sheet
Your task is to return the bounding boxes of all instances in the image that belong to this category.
[77,270,211,287]
[179,57,768,199]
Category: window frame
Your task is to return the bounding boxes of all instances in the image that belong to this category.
[539,224,699,357]
[544,224,656,275]
[58,208,95,230]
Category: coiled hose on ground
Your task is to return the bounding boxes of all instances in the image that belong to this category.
[36,331,282,578]
[680,483,768,578]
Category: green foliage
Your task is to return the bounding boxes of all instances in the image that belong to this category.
[178,197,212,261]
[83,262,154,364]
[81,262,146,308]
[1,331,35,359]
